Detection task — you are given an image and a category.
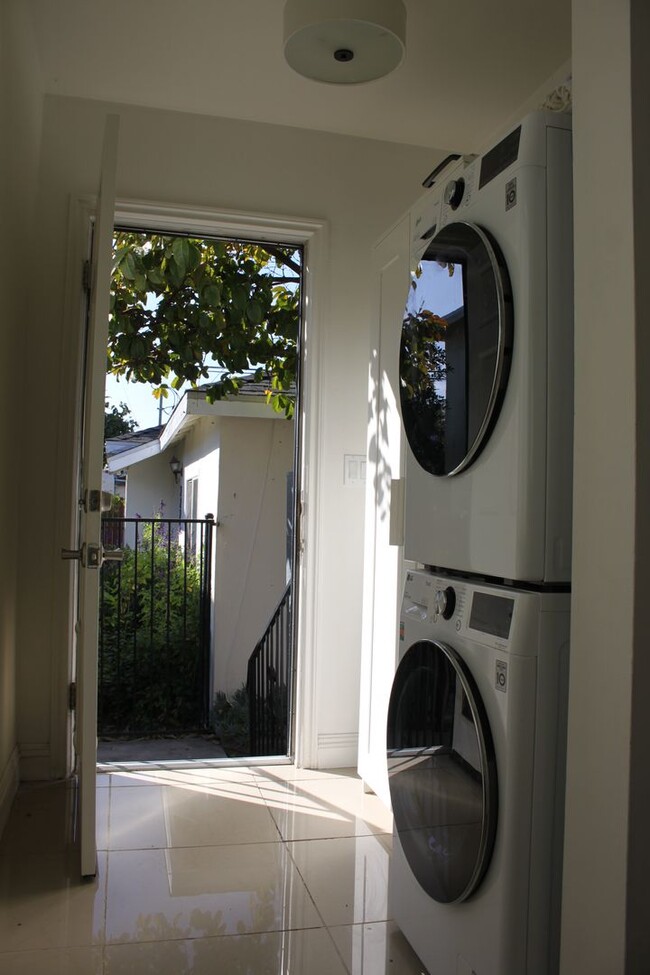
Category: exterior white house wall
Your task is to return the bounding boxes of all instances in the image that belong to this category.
[179,417,221,524]
[124,449,180,521]
[213,416,294,695]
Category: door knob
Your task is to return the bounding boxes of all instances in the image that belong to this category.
[61,548,82,560]
[61,545,124,567]
[102,549,124,562]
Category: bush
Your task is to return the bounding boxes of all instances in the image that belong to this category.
[210,686,250,757]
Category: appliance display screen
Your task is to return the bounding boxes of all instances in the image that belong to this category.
[469,592,514,639]
[479,126,521,189]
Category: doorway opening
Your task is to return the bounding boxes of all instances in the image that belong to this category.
[98,226,303,765]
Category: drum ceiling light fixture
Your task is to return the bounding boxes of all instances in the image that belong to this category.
[283,0,406,84]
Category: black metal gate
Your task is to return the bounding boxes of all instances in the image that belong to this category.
[98,515,215,737]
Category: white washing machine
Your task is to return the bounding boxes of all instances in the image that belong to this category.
[387,568,570,975]
[400,112,573,583]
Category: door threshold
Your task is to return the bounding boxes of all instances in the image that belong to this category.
[97,755,294,773]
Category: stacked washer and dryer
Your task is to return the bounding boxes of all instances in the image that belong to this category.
[386,113,573,975]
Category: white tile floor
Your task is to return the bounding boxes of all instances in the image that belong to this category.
[0,766,429,974]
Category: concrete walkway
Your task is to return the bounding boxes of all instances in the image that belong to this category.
[97,735,227,764]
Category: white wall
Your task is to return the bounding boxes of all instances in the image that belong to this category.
[16,94,435,775]
[214,417,294,695]
[122,447,183,546]
[561,2,650,971]
[124,449,181,521]
[0,1,43,800]
[180,418,221,523]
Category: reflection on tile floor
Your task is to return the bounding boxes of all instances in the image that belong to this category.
[0,767,429,974]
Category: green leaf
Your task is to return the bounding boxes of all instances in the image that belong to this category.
[147,267,164,286]
[171,237,190,277]
[121,251,137,280]
[203,284,222,306]
[246,300,263,325]
[232,284,248,312]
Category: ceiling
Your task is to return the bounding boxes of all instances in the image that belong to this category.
[27,0,571,153]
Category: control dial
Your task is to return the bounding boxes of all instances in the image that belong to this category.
[444,177,465,210]
[434,586,456,620]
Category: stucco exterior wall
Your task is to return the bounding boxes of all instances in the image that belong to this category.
[123,448,182,542]
[213,416,294,695]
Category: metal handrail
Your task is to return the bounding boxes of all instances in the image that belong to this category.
[247,584,292,756]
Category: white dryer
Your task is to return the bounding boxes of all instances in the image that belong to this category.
[400,112,573,583]
[387,568,570,975]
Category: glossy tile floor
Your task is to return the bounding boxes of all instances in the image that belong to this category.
[0,765,429,974]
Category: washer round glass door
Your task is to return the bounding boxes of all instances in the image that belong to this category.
[400,221,513,476]
[387,639,498,904]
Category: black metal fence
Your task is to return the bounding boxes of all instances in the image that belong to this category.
[98,516,215,737]
[247,584,292,756]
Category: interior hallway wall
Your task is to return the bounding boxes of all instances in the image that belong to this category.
[0,0,43,816]
[17,94,437,776]
[561,1,650,970]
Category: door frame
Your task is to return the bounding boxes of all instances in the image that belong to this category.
[63,196,328,773]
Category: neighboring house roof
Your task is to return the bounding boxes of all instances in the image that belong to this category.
[105,424,164,459]
[106,376,293,474]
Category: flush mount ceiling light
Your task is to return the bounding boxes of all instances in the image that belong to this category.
[283,0,406,85]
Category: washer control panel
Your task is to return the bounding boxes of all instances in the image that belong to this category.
[403,570,516,649]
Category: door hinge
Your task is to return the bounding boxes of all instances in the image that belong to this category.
[69,681,77,711]
[82,259,92,293]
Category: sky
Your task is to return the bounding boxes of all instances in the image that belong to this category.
[406,258,464,319]
[105,373,184,429]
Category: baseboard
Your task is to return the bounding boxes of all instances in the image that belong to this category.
[316,731,359,770]
[0,746,20,838]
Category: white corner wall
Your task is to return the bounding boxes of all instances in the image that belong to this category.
[561,2,650,970]
[124,450,182,525]
[181,418,221,524]
[17,94,435,775]
[213,417,293,695]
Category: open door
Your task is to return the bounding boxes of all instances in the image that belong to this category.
[63,115,119,877]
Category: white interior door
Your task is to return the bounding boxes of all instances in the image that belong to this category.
[358,214,411,806]
[72,114,119,877]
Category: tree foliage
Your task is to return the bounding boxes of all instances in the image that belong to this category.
[104,399,137,439]
[109,232,301,417]
[399,304,450,474]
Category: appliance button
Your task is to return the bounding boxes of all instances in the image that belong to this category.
[434,586,456,620]
[443,178,465,210]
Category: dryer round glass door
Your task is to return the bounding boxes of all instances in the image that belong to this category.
[387,639,498,904]
[399,221,513,476]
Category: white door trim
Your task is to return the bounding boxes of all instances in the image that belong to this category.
[65,197,328,769]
